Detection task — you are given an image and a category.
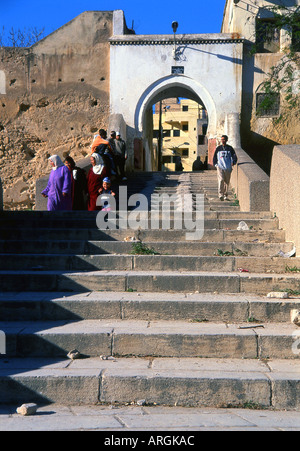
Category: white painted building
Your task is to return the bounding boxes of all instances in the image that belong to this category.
[110,11,244,170]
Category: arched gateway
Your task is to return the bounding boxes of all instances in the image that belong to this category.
[110,17,244,170]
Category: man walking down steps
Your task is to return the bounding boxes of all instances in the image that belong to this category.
[213,135,238,201]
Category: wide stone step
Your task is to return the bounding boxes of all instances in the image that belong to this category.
[1,319,299,360]
[1,254,299,274]
[0,210,274,220]
[1,292,299,323]
[0,228,286,242]
[0,357,299,409]
[0,270,299,293]
[0,218,279,231]
[0,240,293,257]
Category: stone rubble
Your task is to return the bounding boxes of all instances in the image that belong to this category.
[16,404,38,416]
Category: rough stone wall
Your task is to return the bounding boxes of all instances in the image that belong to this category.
[0,11,113,210]
[222,0,300,175]
[242,51,300,175]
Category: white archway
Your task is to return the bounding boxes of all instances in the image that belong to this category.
[110,33,244,171]
[135,75,216,138]
[134,75,217,171]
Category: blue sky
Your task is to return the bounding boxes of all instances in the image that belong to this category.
[1,0,226,37]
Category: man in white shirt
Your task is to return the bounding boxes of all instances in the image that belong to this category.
[213,135,238,201]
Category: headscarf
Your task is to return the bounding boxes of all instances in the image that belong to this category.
[91,153,104,175]
[49,155,64,171]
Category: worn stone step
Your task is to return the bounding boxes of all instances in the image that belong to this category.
[0,228,286,242]
[0,211,97,219]
[0,240,293,257]
[213,211,273,219]
[0,210,275,221]
[98,357,300,410]
[1,319,299,360]
[0,218,279,231]
[0,292,299,323]
[0,168,296,415]
[208,206,241,212]
[1,254,299,274]
[0,270,299,293]
[1,357,299,409]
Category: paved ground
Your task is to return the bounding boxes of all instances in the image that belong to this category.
[1,405,300,431]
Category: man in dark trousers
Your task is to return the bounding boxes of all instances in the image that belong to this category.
[213,135,237,201]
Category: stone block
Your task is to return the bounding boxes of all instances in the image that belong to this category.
[16,322,113,357]
[112,323,258,359]
[56,272,126,292]
[271,376,300,410]
[100,368,271,408]
[17,403,38,416]
[126,273,240,293]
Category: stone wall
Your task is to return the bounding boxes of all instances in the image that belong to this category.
[270,145,300,253]
[222,0,300,175]
[231,147,270,212]
[0,11,114,210]
[227,113,270,213]
[242,52,300,175]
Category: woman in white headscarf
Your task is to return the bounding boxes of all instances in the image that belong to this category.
[87,153,110,211]
[41,155,72,211]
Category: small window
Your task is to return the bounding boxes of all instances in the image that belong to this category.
[182,105,189,112]
[256,93,280,117]
[173,129,180,137]
[163,130,171,137]
[181,148,189,157]
[153,130,159,139]
[256,19,280,53]
[182,123,189,131]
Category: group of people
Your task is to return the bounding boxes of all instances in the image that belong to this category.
[41,129,126,212]
[42,130,238,212]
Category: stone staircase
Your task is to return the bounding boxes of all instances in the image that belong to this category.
[0,171,300,410]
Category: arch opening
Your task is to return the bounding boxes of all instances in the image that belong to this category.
[135,77,217,172]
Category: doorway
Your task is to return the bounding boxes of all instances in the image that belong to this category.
[135,77,216,172]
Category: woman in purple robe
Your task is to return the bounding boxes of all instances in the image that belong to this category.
[41,155,72,211]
